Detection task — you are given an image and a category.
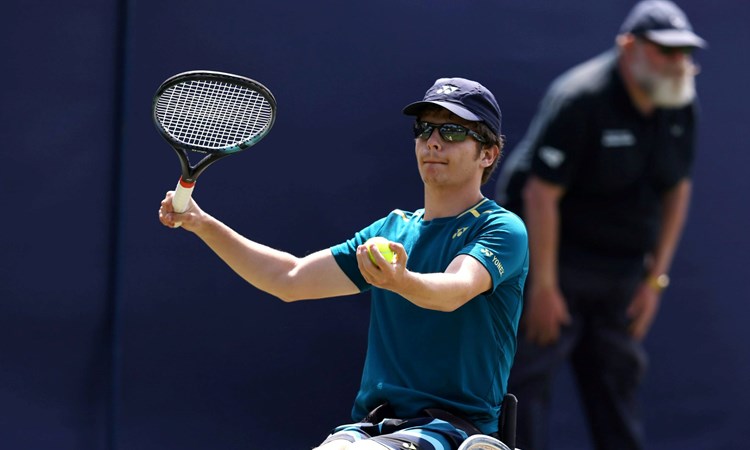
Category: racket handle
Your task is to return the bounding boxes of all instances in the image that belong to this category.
[171,177,195,228]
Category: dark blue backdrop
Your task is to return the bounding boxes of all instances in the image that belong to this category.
[2,1,748,449]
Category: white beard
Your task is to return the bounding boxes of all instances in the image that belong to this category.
[649,68,696,108]
[632,47,697,109]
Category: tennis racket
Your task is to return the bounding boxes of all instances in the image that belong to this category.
[152,70,277,226]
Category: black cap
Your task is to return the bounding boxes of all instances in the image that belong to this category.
[620,0,707,48]
[403,77,502,136]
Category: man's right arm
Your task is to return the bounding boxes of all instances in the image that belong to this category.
[159,192,360,302]
[521,176,571,345]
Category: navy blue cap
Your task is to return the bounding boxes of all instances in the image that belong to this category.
[403,77,502,136]
[620,0,706,48]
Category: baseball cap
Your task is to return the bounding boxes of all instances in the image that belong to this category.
[620,0,707,48]
[403,77,502,136]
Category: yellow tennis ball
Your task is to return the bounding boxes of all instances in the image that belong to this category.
[365,237,396,265]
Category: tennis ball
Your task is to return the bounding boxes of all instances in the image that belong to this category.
[365,237,396,265]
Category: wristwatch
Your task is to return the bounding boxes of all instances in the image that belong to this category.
[647,274,670,292]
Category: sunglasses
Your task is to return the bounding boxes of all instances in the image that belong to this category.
[413,121,487,143]
[641,38,694,56]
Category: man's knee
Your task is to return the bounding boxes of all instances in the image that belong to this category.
[351,441,389,450]
[315,441,349,450]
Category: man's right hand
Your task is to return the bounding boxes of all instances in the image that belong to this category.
[523,283,571,346]
[158,191,209,233]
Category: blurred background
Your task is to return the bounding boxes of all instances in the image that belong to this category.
[1,0,748,449]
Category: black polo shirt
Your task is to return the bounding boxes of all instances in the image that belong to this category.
[496,49,695,269]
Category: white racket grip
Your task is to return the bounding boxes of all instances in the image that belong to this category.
[171,178,195,228]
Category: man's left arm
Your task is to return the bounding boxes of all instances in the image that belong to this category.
[627,178,692,339]
[649,178,693,280]
[356,219,527,311]
[358,244,492,312]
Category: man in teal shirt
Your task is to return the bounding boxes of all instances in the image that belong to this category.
[158,77,528,450]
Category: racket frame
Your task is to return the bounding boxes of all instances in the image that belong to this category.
[152,70,277,221]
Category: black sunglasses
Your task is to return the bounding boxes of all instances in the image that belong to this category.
[413,121,487,143]
[640,38,694,56]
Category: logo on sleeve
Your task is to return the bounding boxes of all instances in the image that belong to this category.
[480,247,505,276]
[538,146,565,168]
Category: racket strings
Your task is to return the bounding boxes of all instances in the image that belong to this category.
[155,80,273,150]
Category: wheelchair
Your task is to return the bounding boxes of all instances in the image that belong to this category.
[457,393,519,450]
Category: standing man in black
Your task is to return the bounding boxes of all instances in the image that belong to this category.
[494,1,706,449]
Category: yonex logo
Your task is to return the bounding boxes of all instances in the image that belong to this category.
[452,227,468,239]
[481,247,505,276]
[437,84,459,95]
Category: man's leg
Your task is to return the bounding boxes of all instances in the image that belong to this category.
[317,418,467,450]
[569,273,648,450]
[508,315,581,450]
[316,440,389,450]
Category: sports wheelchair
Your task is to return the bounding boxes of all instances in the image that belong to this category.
[457,393,519,450]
